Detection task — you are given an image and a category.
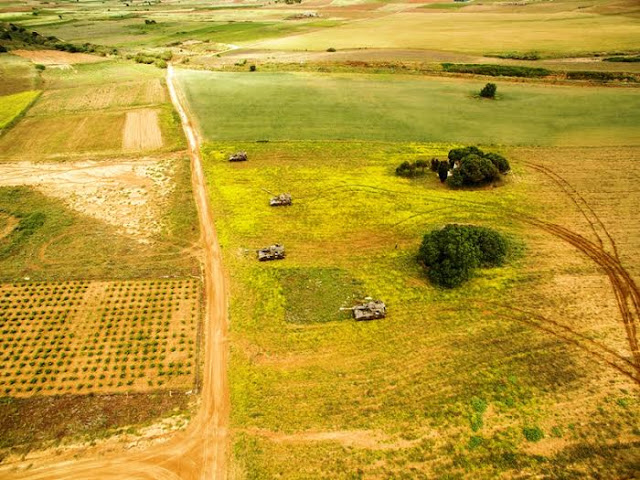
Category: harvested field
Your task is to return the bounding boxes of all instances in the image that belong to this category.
[122,109,163,152]
[0,278,201,397]
[0,158,175,241]
[11,50,108,66]
[0,112,125,159]
[0,55,39,96]
[31,80,167,115]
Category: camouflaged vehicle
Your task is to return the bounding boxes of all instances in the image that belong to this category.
[269,193,292,207]
[257,244,285,261]
[229,151,248,162]
[351,300,386,321]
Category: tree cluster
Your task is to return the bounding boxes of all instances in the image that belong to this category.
[430,147,510,187]
[417,224,508,288]
[395,159,429,177]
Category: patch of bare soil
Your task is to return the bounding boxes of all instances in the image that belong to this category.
[0,158,175,241]
[11,50,107,66]
[245,428,428,450]
[0,212,18,240]
[122,109,163,152]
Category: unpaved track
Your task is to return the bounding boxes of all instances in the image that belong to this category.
[4,65,229,480]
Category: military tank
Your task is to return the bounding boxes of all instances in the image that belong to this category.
[257,244,285,261]
[229,151,248,162]
[350,299,386,321]
[269,193,292,207]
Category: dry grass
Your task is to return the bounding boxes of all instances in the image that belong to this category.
[0,278,201,397]
[122,109,163,152]
[31,80,167,115]
[255,11,640,56]
[11,50,108,66]
[0,112,126,159]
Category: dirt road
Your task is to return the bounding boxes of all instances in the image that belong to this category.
[3,64,229,480]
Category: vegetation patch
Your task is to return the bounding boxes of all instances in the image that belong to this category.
[0,89,41,130]
[417,224,508,288]
[441,63,551,78]
[0,278,200,397]
[0,391,192,457]
[566,70,637,83]
[279,268,363,324]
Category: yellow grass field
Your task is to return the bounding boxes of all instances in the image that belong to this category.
[0,90,41,129]
[255,11,640,56]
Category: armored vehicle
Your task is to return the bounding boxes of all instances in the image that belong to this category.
[257,244,285,261]
[352,300,386,321]
[269,193,292,207]
[229,151,248,162]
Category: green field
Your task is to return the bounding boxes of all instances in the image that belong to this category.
[178,70,640,145]
[0,90,40,129]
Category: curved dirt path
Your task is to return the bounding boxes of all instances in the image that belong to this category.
[3,64,229,480]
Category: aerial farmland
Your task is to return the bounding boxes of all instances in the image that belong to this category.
[0,0,638,479]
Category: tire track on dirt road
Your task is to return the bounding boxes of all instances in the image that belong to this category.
[3,64,229,480]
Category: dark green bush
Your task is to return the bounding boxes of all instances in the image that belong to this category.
[566,70,637,82]
[437,162,449,183]
[522,426,544,442]
[448,146,484,167]
[395,160,427,177]
[479,82,497,98]
[34,63,45,71]
[441,63,551,78]
[483,152,510,173]
[449,154,499,187]
[326,47,336,52]
[0,45,7,53]
[603,56,640,63]
[491,51,540,61]
[417,224,508,288]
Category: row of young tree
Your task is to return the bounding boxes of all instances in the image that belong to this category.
[396,146,511,188]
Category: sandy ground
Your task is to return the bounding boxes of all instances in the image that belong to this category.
[0,64,230,480]
[11,50,107,66]
[0,212,18,240]
[0,159,174,241]
[123,109,164,152]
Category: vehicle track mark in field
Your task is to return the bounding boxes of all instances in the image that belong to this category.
[302,176,640,379]
[517,217,640,373]
[525,162,620,260]
[480,302,640,385]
